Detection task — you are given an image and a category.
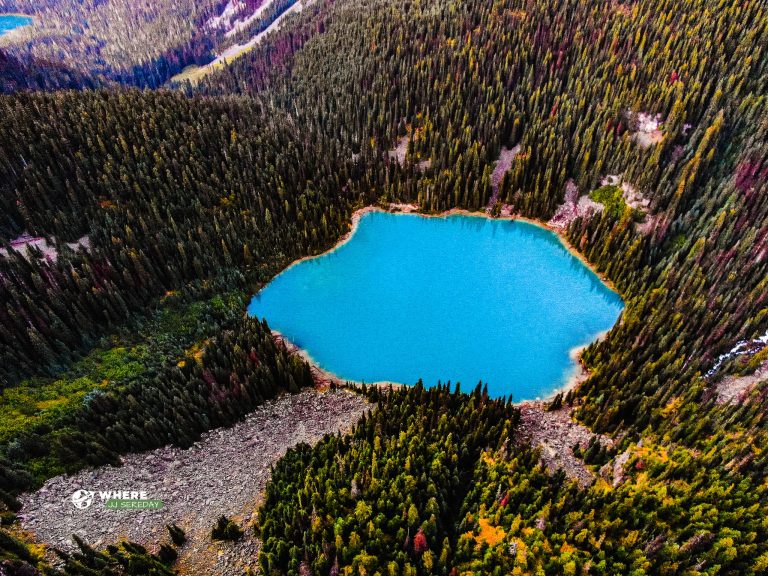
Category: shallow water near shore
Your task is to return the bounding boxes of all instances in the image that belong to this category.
[248,212,623,400]
[0,14,32,36]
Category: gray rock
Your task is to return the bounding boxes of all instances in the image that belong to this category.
[19,389,369,573]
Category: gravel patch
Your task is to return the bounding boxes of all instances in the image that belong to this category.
[630,111,664,148]
[516,402,612,487]
[18,388,370,574]
[387,135,409,165]
[711,361,768,405]
[487,145,520,210]
[385,134,431,171]
[491,146,520,189]
[0,234,89,261]
[598,174,659,234]
[548,180,603,230]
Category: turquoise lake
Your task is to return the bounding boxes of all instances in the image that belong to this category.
[0,15,32,36]
[248,212,623,400]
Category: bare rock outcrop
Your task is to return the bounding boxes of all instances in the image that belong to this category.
[548,180,603,230]
[516,402,613,487]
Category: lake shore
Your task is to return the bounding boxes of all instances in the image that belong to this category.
[401,205,619,294]
[0,13,35,41]
[0,13,35,28]
[273,330,406,392]
[332,203,619,294]
[272,299,611,488]
[275,327,597,404]
[266,201,619,306]
[262,201,621,403]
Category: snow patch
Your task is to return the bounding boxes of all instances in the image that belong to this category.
[225,0,275,37]
[706,329,768,378]
[209,0,303,67]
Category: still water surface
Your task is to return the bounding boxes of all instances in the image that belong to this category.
[248,212,623,400]
[0,15,32,36]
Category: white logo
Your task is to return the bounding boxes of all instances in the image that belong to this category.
[70,488,161,511]
[71,489,95,509]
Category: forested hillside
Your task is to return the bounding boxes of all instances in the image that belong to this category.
[259,384,520,575]
[0,0,224,87]
[0,0,306,88]
[0,90,356,385]
[257,384,768,575]
[0,0,767,574]
[201,0,768,432]
[0,89,357,516]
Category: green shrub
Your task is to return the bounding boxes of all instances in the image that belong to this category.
[212,516,243,541]
[167,523,186,546]
[157,544,178,565]
[589,185,627,218]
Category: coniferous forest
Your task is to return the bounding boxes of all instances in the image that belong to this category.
[1,0,768,574]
